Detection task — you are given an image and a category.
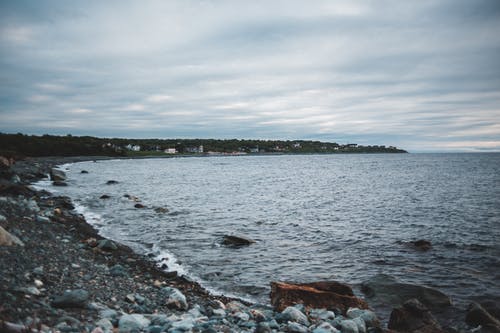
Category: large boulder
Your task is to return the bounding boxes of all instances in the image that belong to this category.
[50,168,66,181]
[0,226,24,246]
[466,302,500,333]
[361,274,451,309]
[51,289,89,308]
[388,298,445,333]
[270,281,369,314]
[222,235,255,247]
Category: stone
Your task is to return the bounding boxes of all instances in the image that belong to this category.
[51,289,89,308]
[34,279,43,287]
[347,308,380,328]
[340,320,360,333]
[212,308,226,317]
[0,226,24,246]
[388,298,445,333]
[278,306,309,326]
[81,170,89,174]
[170,318,195,331]
[353,317,366,333]
[33,266,44,276]
[222,235,255,247]
[134,203,146,209]
[154,207,169,213]
[106,180,119,185]
[50,168,66,181]
[271,281,369,313]
[310,308,336,321]
[161,287,188,310]
[99,308,118,319]
[96,318,114,333]
[52,181,68,186]
[255,322,272,333]
[100,194,111,199]
[409,239,432,251]
[287,322,309,333]
[232,311,250,322]
[118,314,151,333]
[313,322,340,333]
[36,215,51,223]
[109,264,128,277]
[98,239,118,251]
[466,302,500,332]
[361,274,451,309]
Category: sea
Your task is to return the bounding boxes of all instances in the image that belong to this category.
[36,153,500,313]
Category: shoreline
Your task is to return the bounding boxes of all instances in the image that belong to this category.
[1,156,497,333]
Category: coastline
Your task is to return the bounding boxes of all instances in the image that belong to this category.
[1,156,246,330]
[1,156,497,333]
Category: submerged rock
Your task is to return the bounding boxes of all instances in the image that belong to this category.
[408,239,432,251]
[271,281,369,313]
[361,274,451,309]
[52,181,68,186]
[80,170,89,174]
[97,239,118,251]
[106,180,119,185]
[100,194,111,199]
[222,235,255,247]
[51,289,89,308]
[134,203,145,209]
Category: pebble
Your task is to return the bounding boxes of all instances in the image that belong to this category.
[51,289,89,309]
[312,322,340,333]
[161,287,188,310]
[287,321,309,333]
[340,319,359,333]
[279,306,310,326]
[118,314,151,332]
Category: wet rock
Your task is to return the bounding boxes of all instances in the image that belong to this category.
[271,281,369,313]
[353,317,366,333]
[95,318,113,333]
[36,215,51,223]
[33,266,44,276]
[154,207,169,213]
[100,194,111,199]
[52,181,68,186]
[408,239,432,251]
[255,322,272,333]
[81,170,89,174]
[310,308,336,321]
[109,264,128,277]
[277,306,309,326]
[106,180,119,185]
[347,308,380,328]
[361,274,451,309]
[287,322,309,333]
[134,203,146,209]
[466,302,500,332]
[388,298,445,333]
[118,314,151,333]
[51,289,89,308]
[341,320,360,333]
[98,239,118,251]
[312,322,340,333]
[50,168,66,181]
[0,225,24,246]
[222,235,255,247]
[161,286,188,310]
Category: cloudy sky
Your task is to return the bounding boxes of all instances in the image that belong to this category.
[1,0,499,151]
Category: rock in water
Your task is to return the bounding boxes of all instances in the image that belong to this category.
[106,180,118,185]
[52,181,68,186]
[134,203,145,209]
[222,235,255,247]
[388,298,445,333]
[51,289,89,308]
[97,239,118,251]
[270,281,369,314]
[409,239,432,251]
[361,274,451,309]
[50,168,66,181]
[161,287,188,310]
[100,194,111,199]
[80,170,89,174]
[466,302,500,332]
[0,226,24,246]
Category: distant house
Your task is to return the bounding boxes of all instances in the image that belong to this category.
[292,143,301,148]
[125,144,141,151]
[249,147,259,153]
[185,145,204,153]
[164,148,177,154]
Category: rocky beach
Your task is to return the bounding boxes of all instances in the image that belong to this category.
[1,156,499,333]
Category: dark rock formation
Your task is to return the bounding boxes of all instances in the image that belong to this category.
[51,289,89,308]
[106,180,119,185]
[388,298,445,333]
[466,302,500,333]
[361,274,451,309]
[222,235,255,247]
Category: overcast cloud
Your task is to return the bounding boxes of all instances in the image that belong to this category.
[1,0,499,151]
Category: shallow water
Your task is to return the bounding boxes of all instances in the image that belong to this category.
[42,153,500,309]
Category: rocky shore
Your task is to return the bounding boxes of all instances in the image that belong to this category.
[1,156,499,333]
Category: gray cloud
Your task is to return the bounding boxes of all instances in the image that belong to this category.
[1,0,499,151]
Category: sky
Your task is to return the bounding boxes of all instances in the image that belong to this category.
[1,0,500,152]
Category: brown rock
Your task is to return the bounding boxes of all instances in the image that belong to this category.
[388,298,445,333]
[270,281,369,313]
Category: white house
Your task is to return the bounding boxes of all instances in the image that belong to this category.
[125,144,141,151]
[164,148,177,154]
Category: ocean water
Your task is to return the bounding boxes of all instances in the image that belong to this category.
[41,153,500,310]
